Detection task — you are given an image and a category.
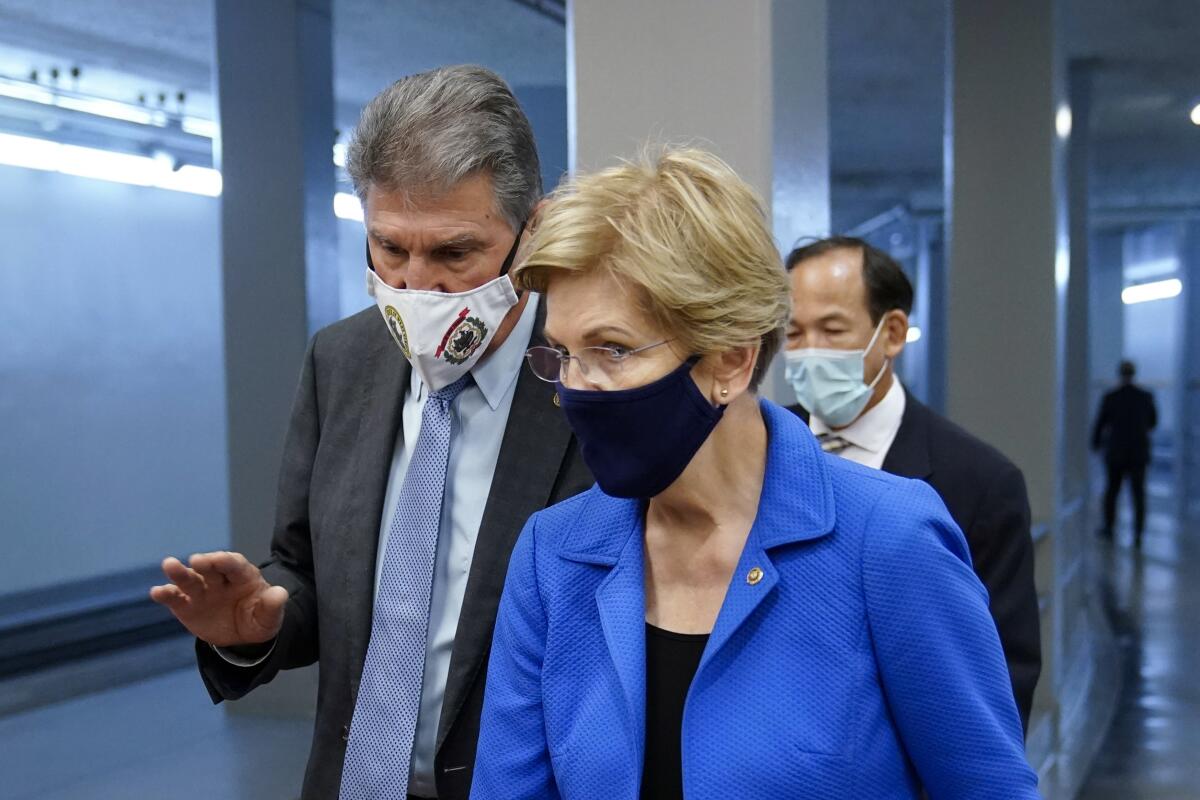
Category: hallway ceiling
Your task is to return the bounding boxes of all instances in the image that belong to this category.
[828,0,1200,225]
[0,0,1195,224]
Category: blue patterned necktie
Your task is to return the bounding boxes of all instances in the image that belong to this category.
[340,374,472,800]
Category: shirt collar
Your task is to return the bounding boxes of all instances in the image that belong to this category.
[408,293,540,411]
[809,376,907,453]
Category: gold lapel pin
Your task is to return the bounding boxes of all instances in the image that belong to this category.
[747,566,764,586]
[553,393,561,407]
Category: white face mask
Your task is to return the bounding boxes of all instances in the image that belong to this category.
[783,318,890,429]
[365,228,523,391]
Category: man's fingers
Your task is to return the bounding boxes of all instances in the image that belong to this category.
[162,557,206,593]
[190,551,258,586]
[149,583,190,610]
[247,586,289,639]
[207,551,260,585]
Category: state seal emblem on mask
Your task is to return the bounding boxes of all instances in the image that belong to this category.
[437,307,488,365]
[383,306,411,358]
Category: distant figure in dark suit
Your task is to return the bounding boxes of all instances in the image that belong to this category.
[782,236,1041,732]
[1092,360,1158,547]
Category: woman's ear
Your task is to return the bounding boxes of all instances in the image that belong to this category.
[706,344,760,404]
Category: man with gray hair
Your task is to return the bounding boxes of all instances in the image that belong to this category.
[151,65,591,799]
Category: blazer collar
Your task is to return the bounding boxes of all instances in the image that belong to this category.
[880,387,934,480]
[557,398,836,564]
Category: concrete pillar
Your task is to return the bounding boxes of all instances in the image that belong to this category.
[567,0,830,402]
[1180,223,1200,520]
[944,0,1061,519]
[1063,61,1093,529]
[214,0,339,717]
[1089,229,1124,491]
[1089,230,1125,400]
[913,217,948,413]
[946,2,1118,793]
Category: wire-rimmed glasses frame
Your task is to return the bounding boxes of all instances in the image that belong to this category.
[525,340,673,385]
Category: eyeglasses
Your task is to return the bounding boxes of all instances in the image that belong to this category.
[525,340,672,385]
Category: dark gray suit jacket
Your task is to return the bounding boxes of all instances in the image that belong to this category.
[196,306,593,799]
[789,390,1041,733]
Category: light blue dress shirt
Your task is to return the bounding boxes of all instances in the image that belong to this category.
[382,294,538,797]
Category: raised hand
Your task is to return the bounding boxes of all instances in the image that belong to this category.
[149,551,288,647]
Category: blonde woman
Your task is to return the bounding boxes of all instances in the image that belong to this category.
[469,148,1040,800]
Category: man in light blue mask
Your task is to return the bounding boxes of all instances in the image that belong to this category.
[783,236,1041,735]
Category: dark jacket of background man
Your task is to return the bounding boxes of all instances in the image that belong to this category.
[1092,361,1158,542]
[784,237,1041,732]
[1093,364,1158,465]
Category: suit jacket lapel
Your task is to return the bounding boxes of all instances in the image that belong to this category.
[700,401,833,672]
[343,315,411,700]
[437,320,576,751]
[595,528,647,771]
[880,388,933,480]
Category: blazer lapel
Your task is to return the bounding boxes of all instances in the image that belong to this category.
[880,388,933,480]
[699,537,780,672]
[342,315,410,699]
[700,401,835,672]
[594,523,647,770]
[437,321,576,751]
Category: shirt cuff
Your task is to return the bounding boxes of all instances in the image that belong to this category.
[210,638,277,668]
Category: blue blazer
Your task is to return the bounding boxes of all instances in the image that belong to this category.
[471,400,1040,799]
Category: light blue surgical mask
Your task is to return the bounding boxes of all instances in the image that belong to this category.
[784,318,890,429]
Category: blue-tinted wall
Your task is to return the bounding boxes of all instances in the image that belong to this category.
[0,165,229,595]
[1,83,568,596]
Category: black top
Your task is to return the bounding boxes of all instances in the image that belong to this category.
[641,622,709,800]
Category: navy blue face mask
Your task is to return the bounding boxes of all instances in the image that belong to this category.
[556,356,727,499]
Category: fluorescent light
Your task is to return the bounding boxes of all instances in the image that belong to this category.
[0,78,56,105]
[156,164,223,197]
[1122,278,1182,305]
[0,76,216,138]
[182,117,219,138]
[0,131,351,207]
[333,142,348,168]
[334,192,364,222]
[1055,104,1072,139]
[58,95,160,126]
[1191,103,1200,126]
[906,327,922,343]
[0,131,221,196]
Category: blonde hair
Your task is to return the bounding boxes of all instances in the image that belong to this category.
[514,146,790,389]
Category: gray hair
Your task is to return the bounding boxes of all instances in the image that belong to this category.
[347,64,542,231]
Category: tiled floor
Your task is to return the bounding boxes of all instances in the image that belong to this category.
[1078,497,1200,799]
[0,665,312,800]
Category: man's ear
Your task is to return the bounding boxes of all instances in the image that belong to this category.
[883,310,909,359]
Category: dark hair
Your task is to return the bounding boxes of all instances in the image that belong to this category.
[1119,360,1136,379]
[347,65,541,231]
[784,235,914,324]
